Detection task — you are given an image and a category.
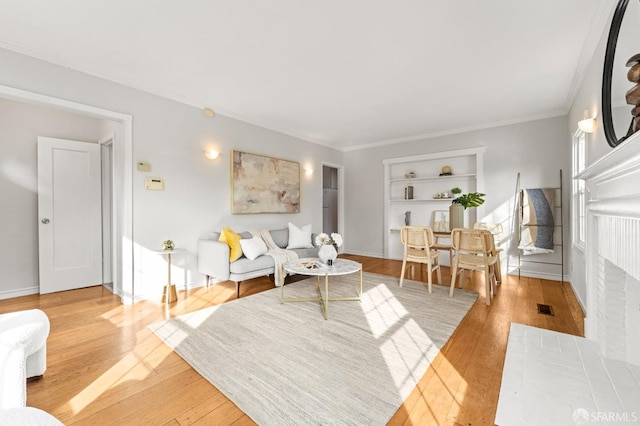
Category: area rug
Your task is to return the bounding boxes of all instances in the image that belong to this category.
[149,272,478,425]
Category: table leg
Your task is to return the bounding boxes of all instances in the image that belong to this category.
[162,252,177,304]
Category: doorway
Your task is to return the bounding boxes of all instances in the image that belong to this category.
[0,83,134,303]
[101,136,114,291]
[322,165,340,235]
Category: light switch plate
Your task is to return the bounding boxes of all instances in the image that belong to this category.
[137,161,151,172]
[144,177,164,190]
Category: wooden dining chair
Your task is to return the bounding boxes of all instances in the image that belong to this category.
[450,228,499,305]
[473,222,504,284]
[399,226,441,292]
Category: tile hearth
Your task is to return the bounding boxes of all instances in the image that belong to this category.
[495,323,640,425]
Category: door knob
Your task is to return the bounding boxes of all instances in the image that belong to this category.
[41,218,50,224]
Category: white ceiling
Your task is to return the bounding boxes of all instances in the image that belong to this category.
[0,0,608,150]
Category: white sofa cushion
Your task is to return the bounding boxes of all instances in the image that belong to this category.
[286,223,313,249]
[239,236,268,260]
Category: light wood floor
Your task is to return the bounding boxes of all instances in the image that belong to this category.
[4,255,584,425]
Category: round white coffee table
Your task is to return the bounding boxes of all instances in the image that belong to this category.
[282,258,362,320]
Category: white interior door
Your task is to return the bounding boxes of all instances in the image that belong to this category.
[38,137,102,294]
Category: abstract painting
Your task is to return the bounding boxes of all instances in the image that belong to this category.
[231,150,300,214]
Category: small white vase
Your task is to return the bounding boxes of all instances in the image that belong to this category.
[318,244,338,264]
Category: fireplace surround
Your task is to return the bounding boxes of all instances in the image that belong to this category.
[579,133,640,365]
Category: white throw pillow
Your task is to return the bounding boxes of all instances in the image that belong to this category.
[239,236,268,260]
[286,223,313,249]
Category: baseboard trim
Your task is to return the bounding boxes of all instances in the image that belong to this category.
[344,250,384,259]
[505,269,569,282]
[0,286,39,300]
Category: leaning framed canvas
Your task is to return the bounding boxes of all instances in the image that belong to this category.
[431,210,450,232]
[231,150,300,214]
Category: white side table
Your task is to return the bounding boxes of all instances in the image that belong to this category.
[152,248,185,304]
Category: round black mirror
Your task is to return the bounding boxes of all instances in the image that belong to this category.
[602,0,640,147]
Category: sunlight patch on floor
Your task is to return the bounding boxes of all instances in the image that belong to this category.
[360,282,468,422]
[379,318,439,396]
[361,283,408,338]
[66,350,154,414]
[404,353,467,425]
[65,323,177,414]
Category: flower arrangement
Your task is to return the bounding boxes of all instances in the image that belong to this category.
[315,232,343,248]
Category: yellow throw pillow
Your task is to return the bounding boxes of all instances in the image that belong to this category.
[219,227,243,262]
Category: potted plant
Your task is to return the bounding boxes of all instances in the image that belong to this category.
[451,187,462,198]
[449,192,485,229]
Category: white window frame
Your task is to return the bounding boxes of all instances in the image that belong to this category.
[572,129,587,251]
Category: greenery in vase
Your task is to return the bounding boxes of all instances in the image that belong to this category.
[451,192,485,209]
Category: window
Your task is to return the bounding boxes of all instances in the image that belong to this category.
[572,130,587,249]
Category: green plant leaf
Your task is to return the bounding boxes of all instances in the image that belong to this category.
[451,192,485,209]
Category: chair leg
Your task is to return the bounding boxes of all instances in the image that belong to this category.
[399,259,407,287]
[435,260,442,285]
[206,275,210,288]
[449,261,458,297]
[490,265,498,294]
[235,281,241,298]
[426,263,433,293]
[484,269,491,306]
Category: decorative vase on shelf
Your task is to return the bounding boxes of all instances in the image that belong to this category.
[449,204,464,230]
[318,244,338,264]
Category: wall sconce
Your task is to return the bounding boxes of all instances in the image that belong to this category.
[304,166,313,176]
[204,149,219,160]
[578,109,596,133]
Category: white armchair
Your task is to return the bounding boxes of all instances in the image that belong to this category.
[0,342,25,409]
[0,310,62,424]
[0,309,50,409]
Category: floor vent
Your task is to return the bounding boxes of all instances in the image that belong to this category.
[537,303,554,316]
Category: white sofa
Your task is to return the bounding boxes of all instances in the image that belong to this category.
[198,228,319,297]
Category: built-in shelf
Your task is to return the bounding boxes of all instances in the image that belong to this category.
[383,147,485,260]
[389,173,476,183]
[390,198,455,203]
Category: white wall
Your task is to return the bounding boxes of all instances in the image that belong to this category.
[344,116,571,278]
[0,98,102,298]
[0,47,343,300]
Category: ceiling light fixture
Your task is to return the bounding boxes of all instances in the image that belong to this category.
[578,109,596,133]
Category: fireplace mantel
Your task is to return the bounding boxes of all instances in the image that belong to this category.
[577,132,640,220]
